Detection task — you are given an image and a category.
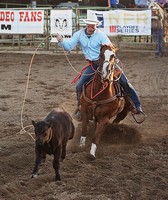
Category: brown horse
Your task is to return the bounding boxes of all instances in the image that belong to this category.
[79,45,133,159]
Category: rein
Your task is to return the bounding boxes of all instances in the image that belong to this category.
[91,75,109,99]
[83,77,120,106]
[83,89,119,105]
[71,62,97,84]
[113,58,123,82]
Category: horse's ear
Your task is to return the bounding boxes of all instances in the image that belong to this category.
[110,44,119,52]
[115,47,119,52]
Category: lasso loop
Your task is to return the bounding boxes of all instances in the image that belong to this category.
[19,34,96,140]
[19,34,51,140]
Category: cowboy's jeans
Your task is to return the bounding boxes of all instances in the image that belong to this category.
[152,28,164,55]
[111,3,126,8]
[76,63,98,106]
[119,73,141,108]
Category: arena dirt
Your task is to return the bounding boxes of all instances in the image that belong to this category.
[0,51,167,200]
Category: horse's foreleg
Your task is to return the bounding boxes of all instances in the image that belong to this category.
[80,136,87,147]
[79,113,88,147]
[90,117,109,157]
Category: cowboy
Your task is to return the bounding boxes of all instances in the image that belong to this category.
[55,14,143,120]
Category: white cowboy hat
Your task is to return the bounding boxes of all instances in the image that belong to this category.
[82,13,100,25]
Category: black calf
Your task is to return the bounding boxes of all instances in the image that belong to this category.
[31,108,75,181]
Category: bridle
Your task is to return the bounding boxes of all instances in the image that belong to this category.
[100,49,117,83]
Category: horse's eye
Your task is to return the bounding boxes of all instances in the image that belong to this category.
[110,55,114,60]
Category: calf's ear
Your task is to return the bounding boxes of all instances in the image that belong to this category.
[32,120,36,127]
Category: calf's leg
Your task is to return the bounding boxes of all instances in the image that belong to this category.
[61,144,67,162]
[53,145,62,181]
[42,152,46,163]
[31,147,42,178]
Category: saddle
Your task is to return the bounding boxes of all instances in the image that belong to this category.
[114,80,135,112]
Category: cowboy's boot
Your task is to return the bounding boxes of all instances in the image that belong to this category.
[73,106,81,121]
[73,91,82,121]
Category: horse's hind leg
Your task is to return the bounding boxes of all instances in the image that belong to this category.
[112,108,129,124]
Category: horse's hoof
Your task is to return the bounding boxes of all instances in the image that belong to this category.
[87,154,96,161]
[79,144,85,148]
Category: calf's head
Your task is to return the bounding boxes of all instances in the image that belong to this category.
[32,120,52,146]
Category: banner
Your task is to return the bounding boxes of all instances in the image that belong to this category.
[50,10,72,42]
[0,10,44,34]
[88,9,152,36]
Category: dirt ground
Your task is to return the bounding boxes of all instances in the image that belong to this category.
[0,50,167,200]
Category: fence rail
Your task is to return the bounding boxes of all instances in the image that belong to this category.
[0,4,167,54]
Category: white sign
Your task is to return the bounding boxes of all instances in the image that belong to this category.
[88,9,152,36]
[0,10,44,34]
[50,10,72,42]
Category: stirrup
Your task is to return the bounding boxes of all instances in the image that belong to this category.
[131,108,142,115]
[74,107,79,114]
[131,108,146,124]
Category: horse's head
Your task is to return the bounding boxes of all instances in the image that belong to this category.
[99,44,119,82]
[32,120,52,146]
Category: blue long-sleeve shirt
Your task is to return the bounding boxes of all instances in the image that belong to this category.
[58,28,111,61]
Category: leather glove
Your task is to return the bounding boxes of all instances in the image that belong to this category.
[55,33,63,42]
